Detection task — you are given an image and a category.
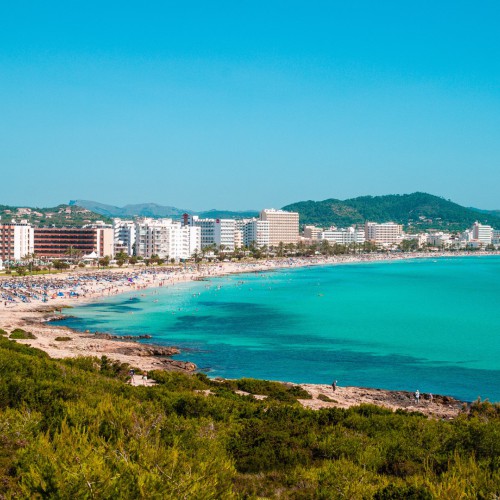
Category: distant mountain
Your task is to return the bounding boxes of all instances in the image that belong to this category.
[198,209,259,219]
[283,193,500,230]
[71,200,259,220]
[70,200,187,218]
[469,207,500,218]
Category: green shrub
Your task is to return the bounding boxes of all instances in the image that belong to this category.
[317,393,336,402]
[54,337,71,342]
[0,339,499,498]
[9,329,36,340]
[218,378,311,402]
[0,328,8,336]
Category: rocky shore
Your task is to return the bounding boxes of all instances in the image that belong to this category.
[0,305,197,374]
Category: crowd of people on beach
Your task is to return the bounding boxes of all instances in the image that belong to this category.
[0,268,195,307]
[0,251,491,308]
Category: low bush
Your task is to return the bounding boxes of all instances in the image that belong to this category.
[0,342,498,498]
[54,337,71,342]
[9,329,36,340]
[217,378,312,402]
[317,393,336,402]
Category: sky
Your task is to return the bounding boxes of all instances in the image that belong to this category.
[1,1,499,211]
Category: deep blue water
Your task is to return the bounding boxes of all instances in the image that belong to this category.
[59,256,500,402]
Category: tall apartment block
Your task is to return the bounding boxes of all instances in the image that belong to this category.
[259,209,299,246]
[365,222,403,245]
[214,219,237,251]
[472,221,493,245]
[112,219,136,256]
[134,218,200,260]
[243,219,270,247]
[0,220,34,261]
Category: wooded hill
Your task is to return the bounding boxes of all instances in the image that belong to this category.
[283,192,500,231]
[0,333,499,498]
[0,204,111,227]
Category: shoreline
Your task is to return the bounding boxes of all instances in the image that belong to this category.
[1,251,498,418]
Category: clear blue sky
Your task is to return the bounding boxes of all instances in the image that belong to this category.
[1,1,499,210]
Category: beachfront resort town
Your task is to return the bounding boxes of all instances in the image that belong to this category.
[0,208,499,269]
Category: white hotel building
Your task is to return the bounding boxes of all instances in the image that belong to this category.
[214,219,237,251]
[112,219,136,256]
[365,222,404,245]
[321,226,365,245]
[243,219,270,247]
[0,220,34,262]
[135,218,200,261]
[472,222,493,245]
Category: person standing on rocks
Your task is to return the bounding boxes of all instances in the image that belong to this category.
[415,389,420,404]
[332,380,337,392]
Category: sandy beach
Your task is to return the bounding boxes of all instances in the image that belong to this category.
[1,251,496,418]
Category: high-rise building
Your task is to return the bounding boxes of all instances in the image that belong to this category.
[0,220,34,261]
[365,222,403,245]
[112,219,136,256]
[259,209,299,246]
[134,218,200,260]
[186,216,216,249]
[472,222,493,245]
[243,219,270,247]
[214,219,237,251]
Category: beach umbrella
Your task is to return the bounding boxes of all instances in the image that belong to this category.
[57,292,65,297]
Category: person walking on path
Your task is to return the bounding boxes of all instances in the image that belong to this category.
[415,390,420,404]
[332,380,337,392]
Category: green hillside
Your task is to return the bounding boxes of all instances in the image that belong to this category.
[283,192,500,230]
[0,204,111,227]
[0,336,499,498]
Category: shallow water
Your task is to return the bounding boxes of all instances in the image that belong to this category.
[60,256,500,402]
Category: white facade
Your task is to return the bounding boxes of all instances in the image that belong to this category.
[243,219,270,247]
[135,218,200,260]
[214,219,237,251]
[321,226,365,245]
[0,221,34,261]
[365,222,403,245]
[426,232,451,247]
[189,217,216,249]
[472,222,493,245]
[234,229,243,249]
[259,209,299,246]
[112,219,136,256]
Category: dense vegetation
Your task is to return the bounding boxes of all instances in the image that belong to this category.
[0,203,111,227]
[283,192,500,230]
[0,337,499,498]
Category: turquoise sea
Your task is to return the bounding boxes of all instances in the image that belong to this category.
[59,256,500,402]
